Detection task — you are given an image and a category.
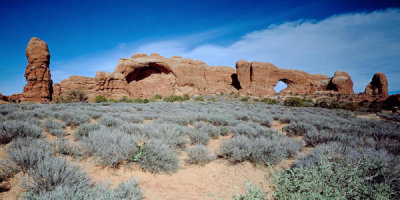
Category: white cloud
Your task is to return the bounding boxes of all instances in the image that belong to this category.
[54,8,400,93]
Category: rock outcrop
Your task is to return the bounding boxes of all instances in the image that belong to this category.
[21,37,53,102]
[365,72,388,97]
[54,53,237,100]
[94,71,129,99]
[53,75,96,102]
[115,53,236,97]
[326,71,354,94]
[235,60,331,96]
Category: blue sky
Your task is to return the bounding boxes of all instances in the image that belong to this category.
[1,0,399,95]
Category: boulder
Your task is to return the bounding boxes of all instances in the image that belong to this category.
[326,71,354,94]
[364,72,388,97]
[21,37,53,102]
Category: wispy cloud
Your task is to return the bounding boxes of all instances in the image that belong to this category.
[53,8,400,93]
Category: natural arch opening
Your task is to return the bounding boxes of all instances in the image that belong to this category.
[326,80,338,91]
[126,63,173,83]
[274,80,288,93]
[231,73,241,90]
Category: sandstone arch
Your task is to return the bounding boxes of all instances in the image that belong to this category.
[125,63,175,83]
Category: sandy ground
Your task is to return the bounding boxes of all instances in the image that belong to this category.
[1,119,309,200]
[271,120,287,135]
[357,113,382,120]
[0,172,24,200]
[73,133,272,200]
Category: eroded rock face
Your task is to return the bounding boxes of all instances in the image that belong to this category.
[53,54,236,100]
[54,75,96,102]
[114,53,236,97]
[364,72,388,97]
[94,71,129,99]
[21,37,53,102]
[326,71,354,94]
[235,60,331,96]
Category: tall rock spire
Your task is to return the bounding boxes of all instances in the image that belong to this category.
[21,37,53,102]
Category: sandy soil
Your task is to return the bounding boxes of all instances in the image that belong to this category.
[0,119,308,200]
[357,113,382,120]
[0,146,6,160]
[73,133,271,200]
[0,172,24,200]
[271,120,287,134]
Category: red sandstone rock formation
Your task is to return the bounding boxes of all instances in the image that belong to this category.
[52,53,236,100]
[115,53,236,97]
[94,71,129,99]
[7,94,23,103]
[326,71,354,94]
[53,75,96,101]
[364,72,388,97]
[235,60,331,96]
[21,37,53,102]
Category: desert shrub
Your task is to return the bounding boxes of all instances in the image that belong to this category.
[233,182,267,200]
[240,97,249,102]
[194,121,220,139]
[82,129,139,167]
[163,95,185,102]
[283,97,305,107]
[142,123,189,148]
[57,89,88,103]
[219,136,252,163]
[107,98,118,103]
[251,114,272,127]
[98,115,123,128]
[6,138,53,172]
[73,123,101,140]
[232,122,275,138]
[95,95,107,103]
[57,111,91,128]
[154,94,163,100]
[138,139,179,173]
[119,114,144,123]
[273,157,393,199]
[303,130,340,146]
[43,119,66,131]
[261,98,280,105]
[377,113,400,122]
[23,177,142,200]
[283,121,316,136]
[328,100,341,109]
[341,102,359,111]
[118,123,143,135]
[49,129,66,137]
[23,155,92,195]
[118,96,133,103]
[87,111,103,119]
[186,145,215,165]
[188,130,210,145]
[250,137,288,164]
[219,134,301,165]
[0,120,43,144]
[183,94,190,101]
[219,126,230,136]
[194,96,204,101]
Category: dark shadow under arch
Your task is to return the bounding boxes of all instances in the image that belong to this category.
[126,63,173,83]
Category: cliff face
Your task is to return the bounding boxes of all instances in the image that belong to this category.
[9,37,391,103]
